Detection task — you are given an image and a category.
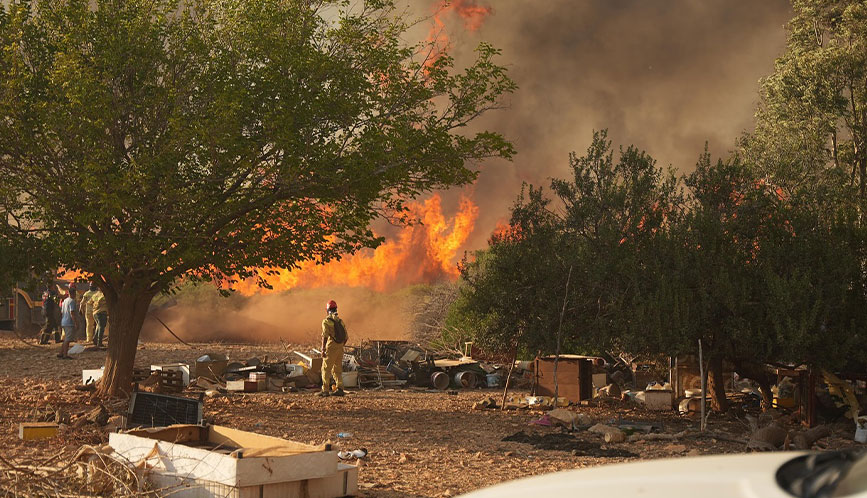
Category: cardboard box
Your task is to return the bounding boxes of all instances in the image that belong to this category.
[645,389,673,411]
[592,373,608,389]
[305,357,323,385]
[195,353,229,380]
[226,380,266,392]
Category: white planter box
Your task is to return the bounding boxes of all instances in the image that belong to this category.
[148,463,358,498]
[109,425,342,490]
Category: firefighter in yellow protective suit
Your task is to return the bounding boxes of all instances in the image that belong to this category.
[317,300,348,397]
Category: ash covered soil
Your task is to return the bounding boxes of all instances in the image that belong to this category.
[0,337,860,498]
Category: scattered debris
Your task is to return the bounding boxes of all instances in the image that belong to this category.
[472,397,498,410]
[547,408,591,428]
[528,415,554,427]
[599,383,621,398]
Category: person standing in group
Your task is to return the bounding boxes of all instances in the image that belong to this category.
[90,287,108,349]
[317,300,348,397]
[39,291,60,345]
[57,287,79,359]
[80,282,98,347]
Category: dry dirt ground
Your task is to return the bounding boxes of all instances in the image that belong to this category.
[0,335,862,497]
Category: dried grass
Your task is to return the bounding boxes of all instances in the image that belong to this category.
[0,445,156,497]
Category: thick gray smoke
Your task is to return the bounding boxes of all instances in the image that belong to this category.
[418,0,793,248]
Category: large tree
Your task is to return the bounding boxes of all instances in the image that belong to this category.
[743,0,867,198]
[452,132,679,362]
[0,0,515,395]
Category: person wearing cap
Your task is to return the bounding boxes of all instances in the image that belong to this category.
[318,300,348,397]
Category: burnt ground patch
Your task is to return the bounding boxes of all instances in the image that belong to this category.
[502,430,638,458]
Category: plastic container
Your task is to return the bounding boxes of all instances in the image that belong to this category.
[68,344,85,355]
[486,374,501,388]
[856,417,867,443]
[342,371,358,388]
[337,432,353,439]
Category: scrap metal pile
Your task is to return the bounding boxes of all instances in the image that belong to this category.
[105,340,533,396]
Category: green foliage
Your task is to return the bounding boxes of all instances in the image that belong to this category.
[0,0,514,394]
[451,131,679,357]
[742,0,867,198]
[451,132,867,376]
[0,0,515,298]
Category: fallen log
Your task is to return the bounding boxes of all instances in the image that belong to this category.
[747,423,788,451]
[791,425,831,450]
[627,430,692,442]
[604,430,626,443]
[626,430,746,445]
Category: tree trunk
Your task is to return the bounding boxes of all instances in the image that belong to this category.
[707,356,729,413]
[733,360,774,411]
[97,288,156,397]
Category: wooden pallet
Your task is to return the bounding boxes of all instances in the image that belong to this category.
[159,369,184,392]
[132,367,153,382]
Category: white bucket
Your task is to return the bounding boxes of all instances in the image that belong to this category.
[486,374,501,388]
[342,371,358,388]
[856,417,867,443]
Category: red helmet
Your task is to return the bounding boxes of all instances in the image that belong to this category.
[326,300,337,311]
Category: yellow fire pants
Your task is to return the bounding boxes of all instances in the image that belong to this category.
[85,313,95,343]
[321,342,344,391]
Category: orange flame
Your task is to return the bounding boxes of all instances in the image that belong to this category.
[425,0,493,67]
[233,193,479,295]
[449,0,493,32]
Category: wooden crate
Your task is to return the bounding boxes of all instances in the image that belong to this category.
[533,355,596,402]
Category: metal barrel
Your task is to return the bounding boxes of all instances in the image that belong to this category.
[430,371,449,390]
[454,371,477,389]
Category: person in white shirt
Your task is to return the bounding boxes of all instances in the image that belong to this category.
[58,287,80,359]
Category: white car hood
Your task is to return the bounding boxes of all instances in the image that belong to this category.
[460,452,826,498]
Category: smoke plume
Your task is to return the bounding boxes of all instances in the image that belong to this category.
[142,286,412,344]
[426,0,792,248]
